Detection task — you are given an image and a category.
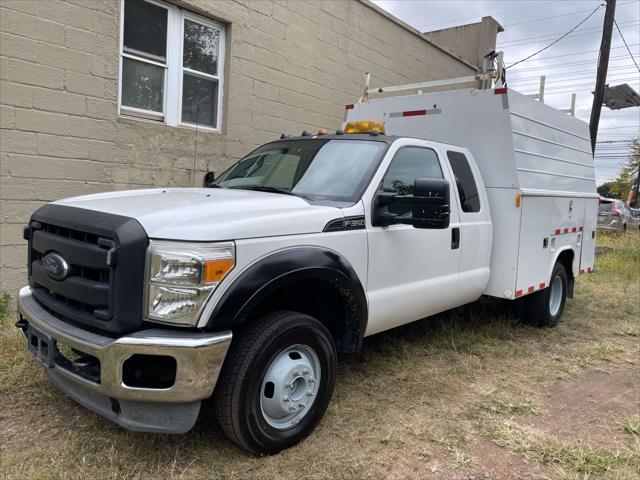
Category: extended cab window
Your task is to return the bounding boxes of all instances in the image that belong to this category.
[382,147,443,216]
[215,139,385,202]
[447,151,481,213]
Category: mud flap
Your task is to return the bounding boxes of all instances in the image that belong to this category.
[567,276,574,299]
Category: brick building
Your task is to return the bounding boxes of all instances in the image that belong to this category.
[0,0,501,297]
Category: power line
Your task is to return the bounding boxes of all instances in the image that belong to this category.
[499,20,639,47]
[415,3,544,30]
[518,79,639,92]
[508,54,637,73]
[506,43,640,64]
[506,4,605,70]
[614,18,640,73]
[501,1,637,27]
[509,68,638,85]
[502,7,603,27]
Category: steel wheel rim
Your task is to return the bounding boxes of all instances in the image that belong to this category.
[260,344,321,430]
[549,276,563,317]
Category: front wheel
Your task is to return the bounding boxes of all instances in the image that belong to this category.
[214,311,336,455]
[525,262,568,327]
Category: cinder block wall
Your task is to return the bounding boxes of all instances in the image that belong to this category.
[0,0,476,298]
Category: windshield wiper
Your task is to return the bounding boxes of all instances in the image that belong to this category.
[233,186,299,196]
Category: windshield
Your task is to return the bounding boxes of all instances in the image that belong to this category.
[214,139,385,202]
[598,202,612,213]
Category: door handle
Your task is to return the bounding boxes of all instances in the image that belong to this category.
[451,227,460,249]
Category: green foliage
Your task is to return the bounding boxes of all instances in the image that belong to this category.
[596,181,616,198]
[605,137,640,204]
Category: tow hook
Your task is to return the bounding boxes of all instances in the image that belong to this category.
[15,318,28,331]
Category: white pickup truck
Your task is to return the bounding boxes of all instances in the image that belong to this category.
[16,78,597,455]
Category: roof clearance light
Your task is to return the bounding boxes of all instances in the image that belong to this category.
[344,120,385,134]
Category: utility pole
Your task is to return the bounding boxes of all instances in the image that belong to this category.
[589,0,617,154]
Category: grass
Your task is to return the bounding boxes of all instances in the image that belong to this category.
[1,233,638,479]
[482,420,639,476]
[618,416,640,437]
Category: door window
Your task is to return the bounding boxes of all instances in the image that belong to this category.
[382,147,443,216]
[447,151,481,213]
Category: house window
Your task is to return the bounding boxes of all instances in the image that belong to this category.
[119,0,225,131]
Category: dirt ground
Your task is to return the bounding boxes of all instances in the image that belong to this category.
[1,233,638,480]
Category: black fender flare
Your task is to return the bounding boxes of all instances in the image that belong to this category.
[205,247,368,352]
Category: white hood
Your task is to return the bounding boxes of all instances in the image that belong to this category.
[54,188,343,241]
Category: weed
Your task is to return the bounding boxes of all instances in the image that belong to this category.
[618,416,640,437]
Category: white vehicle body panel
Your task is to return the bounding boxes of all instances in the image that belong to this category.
[54,188,341,241]
[197,203,369,329]
[360,138,491,335]
[346,87,597,301]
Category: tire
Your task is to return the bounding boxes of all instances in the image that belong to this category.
[525,262,568,327]
[214,310,336,455]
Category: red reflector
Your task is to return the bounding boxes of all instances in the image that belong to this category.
[345,104,354,110]
[564,228,569,234]
[515,290,523,298]
[580,269,585,274]
[494,87,508,95]
[579,226,583,232]
[539,283,545,289]
[587,267,592,273]
[572,227,577,232]
[528,286,535,293]
[402,109,427,117]
[554,229,560,235]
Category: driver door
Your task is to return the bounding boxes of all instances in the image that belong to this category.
[364,141,461,336]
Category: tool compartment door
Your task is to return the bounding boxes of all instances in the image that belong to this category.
[515,196,554,297]
[515,196,583,297]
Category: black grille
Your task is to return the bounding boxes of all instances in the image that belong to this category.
[27,204,148,335]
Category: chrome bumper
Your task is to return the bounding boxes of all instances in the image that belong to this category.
[17,286,232,433]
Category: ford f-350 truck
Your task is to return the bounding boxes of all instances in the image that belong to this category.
[16,74,597,455]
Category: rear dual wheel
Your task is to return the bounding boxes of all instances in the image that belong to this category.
[214,311,336,455]
[526,262,568,327]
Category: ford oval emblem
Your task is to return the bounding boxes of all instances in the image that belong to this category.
[43,252,70,281]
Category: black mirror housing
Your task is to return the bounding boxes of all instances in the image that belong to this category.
[203,171,215,188]
[410,178,450,229]
[372,178,450,229]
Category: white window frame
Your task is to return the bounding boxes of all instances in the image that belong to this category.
[118,0,225,132]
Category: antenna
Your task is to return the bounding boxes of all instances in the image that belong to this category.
[192,100,199,188]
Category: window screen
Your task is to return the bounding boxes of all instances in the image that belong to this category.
[447,151,481,213]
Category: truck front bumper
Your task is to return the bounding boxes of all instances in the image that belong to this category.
[16,286,232,433]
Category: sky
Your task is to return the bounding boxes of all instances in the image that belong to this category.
[372,0,640,185]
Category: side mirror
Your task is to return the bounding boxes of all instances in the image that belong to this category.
[372,178,450,229]
[203,171,215,188]
[410,178,450,229]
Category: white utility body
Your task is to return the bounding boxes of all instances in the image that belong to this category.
[17,64,598,455]
[345,85,598,303]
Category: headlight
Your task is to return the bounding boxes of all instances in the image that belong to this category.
[146,241,235,326]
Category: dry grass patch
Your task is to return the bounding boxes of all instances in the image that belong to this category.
[618,416,640,437]
[481,419,640,477]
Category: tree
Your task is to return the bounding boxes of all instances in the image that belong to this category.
[606,137,640,205]
[597,181,615,198]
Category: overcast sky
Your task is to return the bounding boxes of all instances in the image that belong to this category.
[373,0,640,185]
